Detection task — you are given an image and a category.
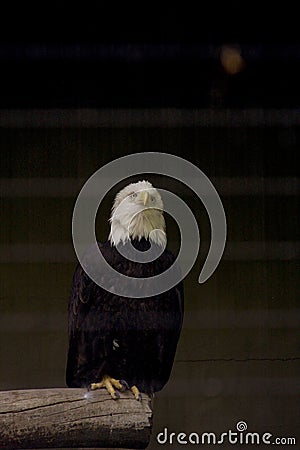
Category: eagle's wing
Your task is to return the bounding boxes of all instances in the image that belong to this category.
[153,281,184,392]
[66,262,111,388]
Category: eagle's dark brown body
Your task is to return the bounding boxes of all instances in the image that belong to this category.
[66,239,184,394]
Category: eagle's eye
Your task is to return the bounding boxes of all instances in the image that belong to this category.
[130,192,137,199]
[150,196,155,203]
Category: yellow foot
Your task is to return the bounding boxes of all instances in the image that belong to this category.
[131,385,142,401]
[90,375,128,400]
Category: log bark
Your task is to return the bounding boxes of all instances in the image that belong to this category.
[0,388,153,449]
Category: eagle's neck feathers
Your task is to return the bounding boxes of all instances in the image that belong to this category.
[109,209,166,247]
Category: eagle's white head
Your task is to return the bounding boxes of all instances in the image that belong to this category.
[109,180,166,247]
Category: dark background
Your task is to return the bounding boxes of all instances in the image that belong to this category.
[0,5,299,449]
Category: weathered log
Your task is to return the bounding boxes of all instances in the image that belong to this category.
[0,388,153,449]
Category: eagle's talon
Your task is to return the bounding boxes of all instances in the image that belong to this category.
[131,385,142,401]
[120,379,130,391]
[90,375,128,399]
[112,390,120,400]
[90,382,103,391]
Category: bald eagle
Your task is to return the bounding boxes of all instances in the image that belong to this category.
[66,180,184,400]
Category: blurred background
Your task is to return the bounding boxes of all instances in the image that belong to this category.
[0,5,299,449]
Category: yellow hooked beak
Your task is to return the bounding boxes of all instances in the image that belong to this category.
[139,191,150,206]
